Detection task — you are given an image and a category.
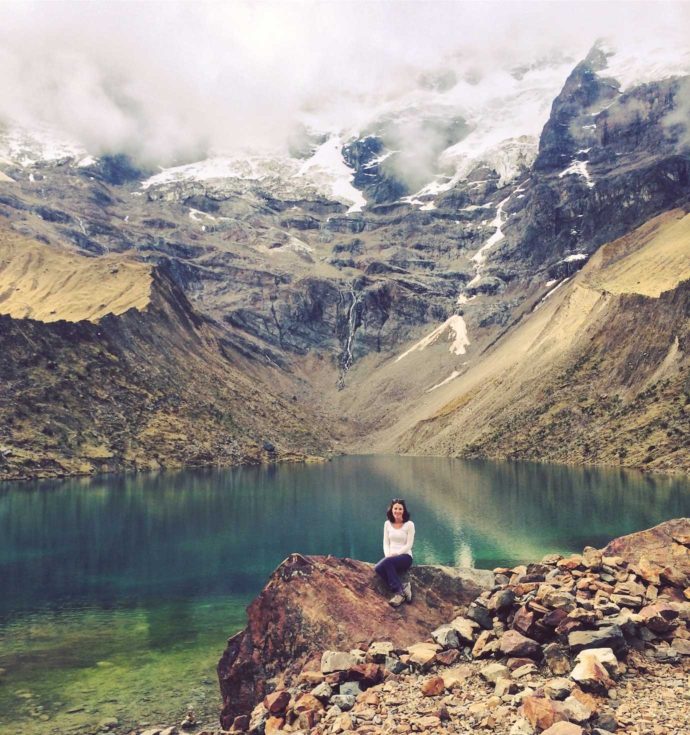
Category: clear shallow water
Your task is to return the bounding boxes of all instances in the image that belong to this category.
[1,456,690,734]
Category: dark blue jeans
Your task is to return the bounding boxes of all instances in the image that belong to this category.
[374,553,412,594]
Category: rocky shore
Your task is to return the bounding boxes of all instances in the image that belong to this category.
[139,519,690,735]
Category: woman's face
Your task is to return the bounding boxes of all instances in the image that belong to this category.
[392,503,405,522]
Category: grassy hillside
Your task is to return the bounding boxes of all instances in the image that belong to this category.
[393,209,690,472]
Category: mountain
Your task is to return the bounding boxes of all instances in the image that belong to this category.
[0,230,327,480]
[0,39,688,479]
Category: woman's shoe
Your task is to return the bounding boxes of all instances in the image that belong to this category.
[388,593,405,607]
[403,582,412,603]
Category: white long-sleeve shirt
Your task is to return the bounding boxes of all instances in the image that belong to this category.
[383,520,415,558]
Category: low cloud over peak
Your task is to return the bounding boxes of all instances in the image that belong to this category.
[0,1,688,167]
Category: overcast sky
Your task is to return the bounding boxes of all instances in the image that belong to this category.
[0,0,688,164]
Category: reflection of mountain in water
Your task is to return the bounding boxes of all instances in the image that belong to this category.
[359,456,690,565]
[2,457,690,618]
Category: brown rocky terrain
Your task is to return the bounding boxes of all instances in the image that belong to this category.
[203,519,690,735]
[389,210,690,472]
[0,229,329,480]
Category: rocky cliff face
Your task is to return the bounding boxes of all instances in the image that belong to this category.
[0,233,327,480]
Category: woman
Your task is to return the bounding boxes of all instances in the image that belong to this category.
[374,498,415,607]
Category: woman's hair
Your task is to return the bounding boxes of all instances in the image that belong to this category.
[386,498,411,523]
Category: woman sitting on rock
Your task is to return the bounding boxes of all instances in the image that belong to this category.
[374,498,415,607]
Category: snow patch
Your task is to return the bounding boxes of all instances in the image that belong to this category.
[564,253,588,263]
[396,315,470,363]
[559,159,595,188]
[597,36,690,92]
[426,370,461,393]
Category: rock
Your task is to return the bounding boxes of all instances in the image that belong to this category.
[562,693,597,723]
[384,655,406,674]
[367,641,394,662]
[543,678,574,700]
[98,718,119,731]
[639,601,679,633]
[513,606,539,637]
[603,520,690,583]
[322,651,356,674]
[421,676,446,696]
[543,591,577,612]
[449,616,477,643]
[347,663,383,687]
[480,663,511,683]
[593,711,618,732]
[582,547,603,570]
[467,601,494,629]
[415,715,441,729]
[264,715,284,734]
[558,556,583,571]
[510,718,534,735]
[499,630,541,659]
[570,653,614,693]
[544,643,571,675]
[264,690,291,714]
[520,695,568,731]
[567,625,626,655]
[573,648,619,676]
[441,664,473,689]
[330,694,355,711]
[472,629,498,658]
[543,609,569,629]
[672,638,690,655]
[311,682,333,702]
[406,642,440,668]
[513,663,538,679]
[218,555,491,727]
[542,724,584,735]
[231,714,250,731]
[489,588,517,612]
[435,648,461,666]
[339,681,361,697]
[496,678,519,697]
[331,712,353,733]
[431,624,461,649]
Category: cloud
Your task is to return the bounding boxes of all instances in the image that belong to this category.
[0,0,688,166]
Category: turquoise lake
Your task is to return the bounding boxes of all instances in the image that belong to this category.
[2,456,690,734]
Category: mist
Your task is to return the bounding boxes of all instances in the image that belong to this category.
[0,0,688,167]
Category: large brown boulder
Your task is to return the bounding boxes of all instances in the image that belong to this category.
[603,518,690,585]
[217,553,493,728]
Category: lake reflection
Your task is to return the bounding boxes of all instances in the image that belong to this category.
[2,456,689,618]
[1,457,690,734]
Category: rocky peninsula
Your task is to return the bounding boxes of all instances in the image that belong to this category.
[138,519,690,735]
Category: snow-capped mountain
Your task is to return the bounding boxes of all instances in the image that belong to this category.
[1,39,689,478]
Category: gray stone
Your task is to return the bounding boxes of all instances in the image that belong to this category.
[568,625,626,655]
[431,624,461,649]
[467,601,494,630]
[384,655,406,674]
[321,650,356,674]
[480,663,510,683]
[330,694,356,711]
[338,681,361,698]
[311,682,333,702]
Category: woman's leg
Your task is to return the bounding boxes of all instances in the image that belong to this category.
[376,554,411,594]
